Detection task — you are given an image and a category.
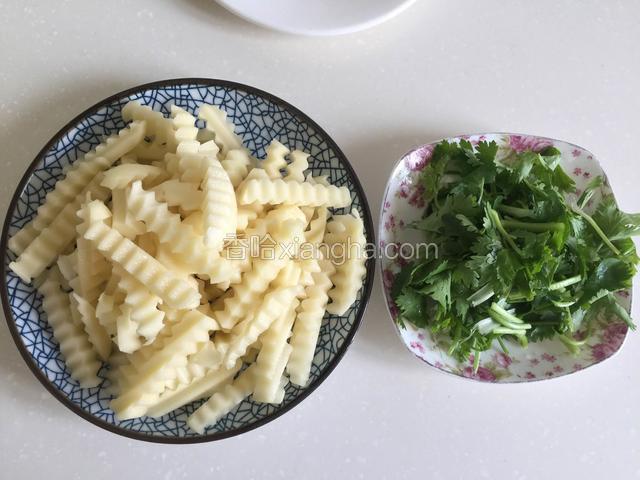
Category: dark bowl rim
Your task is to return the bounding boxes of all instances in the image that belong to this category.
[0,77,376,444]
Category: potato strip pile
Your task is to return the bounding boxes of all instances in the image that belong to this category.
[9,101,366,433]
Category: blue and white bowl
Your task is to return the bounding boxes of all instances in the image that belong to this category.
[1,79,375,442]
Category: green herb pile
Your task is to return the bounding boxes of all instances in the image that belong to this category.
[392,140,640,368]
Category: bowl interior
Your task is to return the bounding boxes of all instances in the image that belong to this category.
[2,80,374,440]
[379,134,631,383]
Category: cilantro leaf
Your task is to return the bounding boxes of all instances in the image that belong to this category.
[394,139,638,363]
[396,288,427,327]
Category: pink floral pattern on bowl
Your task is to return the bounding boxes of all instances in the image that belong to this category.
[379,134,632,383]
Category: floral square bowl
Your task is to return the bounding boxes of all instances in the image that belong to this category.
[379,134,632,382]
[1,79,375,442]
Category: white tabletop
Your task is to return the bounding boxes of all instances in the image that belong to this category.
[2,1,640,479]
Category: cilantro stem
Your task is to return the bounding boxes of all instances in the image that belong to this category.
[475,317,496,335]
[499,204,534,218]
[507,291,529,302]
[492,327,528,335]
[467,284,495,307]
[573,207,620,256]
[490,302,524,323]
[486,206,523,256]
[558,334,586,355]
[549,275,582,291]
[440,174,461,186]
[497,337,510,355]
[551,299,576,308]
[473,350,480,374]
[502,219,565,233]
[577,176,604,209]
[489,302,532,330]
[518,335,528,348]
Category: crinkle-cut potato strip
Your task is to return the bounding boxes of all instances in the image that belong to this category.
[236,201,267,232]
[68,262,112,308]
[221,149,252,188]
[301,206,314,225]
[325,211,367,316]
[111,321,177,391]
[7,121,146,256]
[151,179,203,212]
[171,340,226,383]
[187,364,256,434]
[56,250,78,285]
[126,181,230,281]
[116,305,142,354]
[284,150,310,183]
[202,155,237,250]
[113,310,210,389]
[262,140,289,179]
[100,164,166,190]
[112,347,189,418]
[126,328,189,374]
[175,140,201,156]
[7,222,38,257]
[112,188,146,239]
[104,351,129,395]
[174,140,220,183]
[110,310,218,420]
[213,255,290,331]
[287,259,335,386]
[81,199,200,310]
[158,362,205,396]
[154,242,197,279]
[9,174,110,283]
[236,175,351,208]
[163,153,181,177]
[213,260,285,331]
[297,256,321,288]
[219,252,251,285]
[177,155,207,185]
[162,358,207,392]
[265,204,308,227]
[112,325,207,406]
[223,286,299,369]
[213,216,305,330]
[236,205,258,231]
[271,261,302,289]
[198,139,220,156]
[75,203,111,303]
[257,345,292,404]
[116,267,165,343]
[305,207,328,245]
[147,360,241,418]
[96,291,119,338]
[170,104,199,148]
[191,339,228,367]
[119,153,138,165]
[69,292,112,361]
[253,302,297,403]
[37,268,102,388]
[122,101,176,160]
[270,376,288,405]
[198,104,243,156]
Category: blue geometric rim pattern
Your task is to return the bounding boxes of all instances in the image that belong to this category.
[1,79,375,443]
